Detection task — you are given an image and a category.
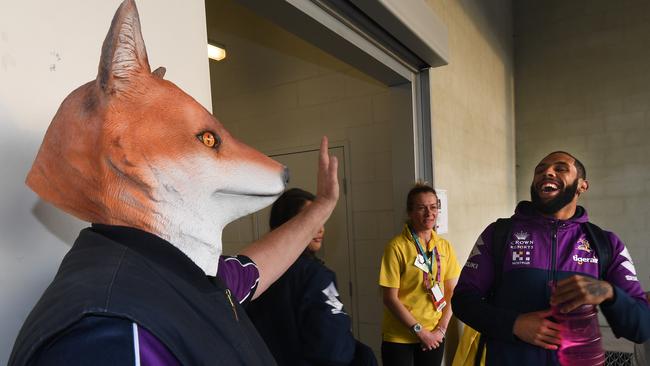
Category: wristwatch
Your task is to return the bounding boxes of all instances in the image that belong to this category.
[411,323,423,334]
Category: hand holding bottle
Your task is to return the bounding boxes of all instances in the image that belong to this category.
[513,309,562,350]
[550,274,614,313]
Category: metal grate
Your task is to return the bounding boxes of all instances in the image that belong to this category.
[605,351,633,366]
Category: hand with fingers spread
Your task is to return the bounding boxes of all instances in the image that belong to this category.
[550,275,614,313]
[513,309,562,350]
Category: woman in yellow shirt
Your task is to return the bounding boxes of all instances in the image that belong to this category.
[379,183,461,366]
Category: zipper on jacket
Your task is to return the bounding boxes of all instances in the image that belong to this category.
[551,221,559,286]
[225,289,239,321]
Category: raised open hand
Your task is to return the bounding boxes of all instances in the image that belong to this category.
[314,136,339,211]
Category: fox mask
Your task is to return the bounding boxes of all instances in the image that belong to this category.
[26,0,288,275]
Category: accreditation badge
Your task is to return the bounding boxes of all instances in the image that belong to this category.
[414,254,429,272]
[431,283,446,312]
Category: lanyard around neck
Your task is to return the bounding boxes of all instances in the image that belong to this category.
[410,226,441,283]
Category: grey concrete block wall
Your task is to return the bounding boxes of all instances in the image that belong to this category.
[426,0,516,265]
[515,0,650,350]
[515,0,650,290]
[425,0,516,363]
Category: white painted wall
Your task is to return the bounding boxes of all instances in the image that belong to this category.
[0,0,210,362]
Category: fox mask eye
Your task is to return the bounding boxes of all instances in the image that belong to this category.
[197,131,221,149]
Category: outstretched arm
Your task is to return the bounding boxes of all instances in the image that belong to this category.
[240,137,339,298]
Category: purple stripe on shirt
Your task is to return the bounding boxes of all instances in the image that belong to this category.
[137,325,181,366]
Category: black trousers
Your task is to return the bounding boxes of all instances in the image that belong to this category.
[381,340,445,366]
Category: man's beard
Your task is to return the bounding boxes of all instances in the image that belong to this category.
[530,179,579,215]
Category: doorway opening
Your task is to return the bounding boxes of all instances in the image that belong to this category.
[206,0,446,354]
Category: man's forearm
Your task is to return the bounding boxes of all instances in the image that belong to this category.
[241,137,339,298]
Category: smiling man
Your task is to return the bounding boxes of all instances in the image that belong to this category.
[451,151,650,366]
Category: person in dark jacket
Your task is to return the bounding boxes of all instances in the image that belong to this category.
[452,151,650,366]
[247,188,377,366]
[9,0,343,363]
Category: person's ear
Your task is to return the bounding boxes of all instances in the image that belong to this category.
[578,179,589,194]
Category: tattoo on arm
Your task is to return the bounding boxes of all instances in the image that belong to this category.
[586,282,608,297]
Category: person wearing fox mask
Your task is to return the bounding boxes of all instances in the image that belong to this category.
[9,1,339,365]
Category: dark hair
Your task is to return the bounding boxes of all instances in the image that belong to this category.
[269,188,316,230]
[406,182,437,213]
[546,151,587,179]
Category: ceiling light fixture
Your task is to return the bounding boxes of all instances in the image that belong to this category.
[207,41,226,61]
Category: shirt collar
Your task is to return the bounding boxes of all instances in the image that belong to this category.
[89,224,219,292]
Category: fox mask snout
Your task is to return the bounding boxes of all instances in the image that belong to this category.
[26,0,288,275]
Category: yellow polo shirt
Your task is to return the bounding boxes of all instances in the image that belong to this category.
[379,224,461,343]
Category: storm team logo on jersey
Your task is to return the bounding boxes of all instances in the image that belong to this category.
[573,237,597,265]
[576,237,592,253]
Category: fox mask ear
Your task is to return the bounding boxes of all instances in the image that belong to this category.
[97,0,151,94]
[152,66,166,79]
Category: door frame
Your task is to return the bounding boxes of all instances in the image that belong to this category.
[262,141,359,333]
[233,0,448,190]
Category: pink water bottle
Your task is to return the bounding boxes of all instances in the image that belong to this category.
[553,304,605,366]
